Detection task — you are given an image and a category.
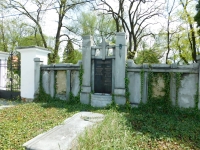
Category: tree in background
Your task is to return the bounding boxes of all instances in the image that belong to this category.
[180,0,197,63]
[2,0,90,63]
[62,40,82,64]
[95,0,164,59]
[195,0,200,28]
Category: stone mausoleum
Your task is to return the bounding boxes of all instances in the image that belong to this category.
[80,32,127,107]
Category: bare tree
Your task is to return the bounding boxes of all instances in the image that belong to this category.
[4,0,91,63]
[165,0,178,64]
[95,0,164,59]
[180,0,197,62]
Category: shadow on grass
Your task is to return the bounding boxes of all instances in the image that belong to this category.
[124,103,200,149]
[36,99,200,149]
[36,99,109,114]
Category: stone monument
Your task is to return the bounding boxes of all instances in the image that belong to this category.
[80,33,127,107]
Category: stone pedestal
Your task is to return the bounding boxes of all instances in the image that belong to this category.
[17,46,50,100]
[114,32,127,105]
[80,36,92,104]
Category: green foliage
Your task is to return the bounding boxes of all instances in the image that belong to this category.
[62,40,82,64]
[194,0,200,27]
[1,99,200,149]
[18,34,44,47]
[0,100,98,150]
[63,50,82,64]
[140,70,144,102]
[147,72,172,111]
[78,104,200,149]
[134,49,160,64]
[34,71,52,102]
[125,65,131,111]
[79,12,97,35]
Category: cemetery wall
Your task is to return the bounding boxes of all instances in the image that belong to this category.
[40,59,200,109]
[127,60,199,108]
[40,62,81,101]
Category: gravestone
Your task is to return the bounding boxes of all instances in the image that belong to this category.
[94,59,112,94]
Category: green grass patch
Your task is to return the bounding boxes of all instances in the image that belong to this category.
[0,100,101,150]
[0,100,200,149]
[78,104,200,150]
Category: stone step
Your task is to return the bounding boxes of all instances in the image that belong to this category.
[23,112,104,150]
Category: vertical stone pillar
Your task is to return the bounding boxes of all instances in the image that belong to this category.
[34,58,42,97]
[49,64,55,98]
[142,64,149,103]
[66,70,71,101]
[80,35,92,104]
[114,32,127,105]
[170,64,178,106]
[197,56,200,109]
[0,52,9,90]
[17,46,50,100]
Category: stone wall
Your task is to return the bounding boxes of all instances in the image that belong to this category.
[39,57,200,109]
[41,62,81,101]
[127,59,199,109]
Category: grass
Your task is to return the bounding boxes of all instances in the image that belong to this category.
[0,100,100,150]
[0,100,200,150]
[78,104,200,150]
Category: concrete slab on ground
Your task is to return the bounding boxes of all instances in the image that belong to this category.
[23,112,104,150]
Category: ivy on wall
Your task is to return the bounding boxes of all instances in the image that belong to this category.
[125,64,130,110]
[140,70,144,102]
[147,72,172,110]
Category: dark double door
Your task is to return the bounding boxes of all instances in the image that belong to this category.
[94,59,112,94]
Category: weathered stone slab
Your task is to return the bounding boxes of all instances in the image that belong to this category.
[42,71,50,94]
[23,112,104,150]
[178,74,198,108]
[91,93,112,107]
[56,71,66,95]
[128,72,141,105]
[71,71,80,96]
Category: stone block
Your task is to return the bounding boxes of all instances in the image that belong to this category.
[56,71,66,94]
[171,63,178,69]
[23,112,104,150]
[114,95,126,105]
[91,94,112,107]
[128,72,141,104]
[178,74,198,108]
[114,89,125,95]
[71,71,80,96]
[151,64,170,69]
[143,63,149,69]
[81,86,91,93]
[152,76,165,98]
[80,93,90,104]
[126,59,134,67]
[198,101,200,110]
[170,73,176,106]
[42,71,50,94]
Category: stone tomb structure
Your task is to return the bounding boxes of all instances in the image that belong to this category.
[80,32,127,107]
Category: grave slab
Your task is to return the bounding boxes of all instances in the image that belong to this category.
[23,112,104,150]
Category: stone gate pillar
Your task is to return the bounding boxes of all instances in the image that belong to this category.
[80,35,92,104]
[17,46,50,101]
[114,32,127,105]
[0,52,9,90]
